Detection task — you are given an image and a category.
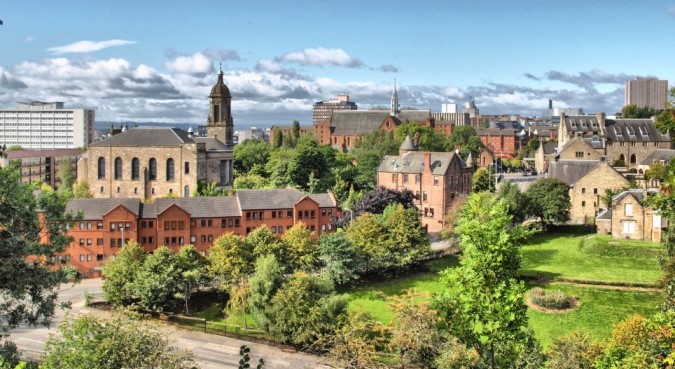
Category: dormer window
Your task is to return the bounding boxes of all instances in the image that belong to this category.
[639,126,648,136]
[627,126,635,136]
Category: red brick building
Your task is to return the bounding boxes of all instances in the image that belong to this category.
[377,137,473,233]
[61,188,338,275]
[477,128,522,159]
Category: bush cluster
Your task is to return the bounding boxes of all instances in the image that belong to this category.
[530,287,575,310]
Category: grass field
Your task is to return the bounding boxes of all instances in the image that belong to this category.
[521,233,663,285]
[343,232,665,345]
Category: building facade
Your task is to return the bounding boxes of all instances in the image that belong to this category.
[312,94,357,124]
[0,101,94,150]
[625,78,668,110]
[377,137,473,233]
[0,147,82,188]
[596,189,666,242]
[61,188,338,275]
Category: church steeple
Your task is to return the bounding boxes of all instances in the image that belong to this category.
[390,79,399,116]
[206,64,233,146]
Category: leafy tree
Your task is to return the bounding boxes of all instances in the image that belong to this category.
[526,178,571,229]
[446,125,484,160]
[208,233,253,290]
[73,180,93,198]
[266,271,347,347]
[133,246,181,313]
[175,245,208,314]
[281,222,319,271]
[193,180,229,197]
[272,127,283,148]
[395,121,446,152]
[472,167,494,193]
[248,254,284,330]
[655,87,675,135]
[247,226,287,266]
[379,203,430,269]
[102,241,146,306]
[622,103,662,119]
[387,290,444,368]
[350,130,399,191]
[433,192,530,369]
[497,180,530,223]
[333,186,417,228]
[345,213,386,272]
[440,193,468,242]
[56,156,75,199]
[328,312,387,369]
[288,138,327,191]
[645,161,666,182]
[234,139,271,176]
[0,164,77,355]
[266,149,294,188]
[228,279,251,328]
[42,315,195,369]
[233,174,269,189]
[318,232,365,285]
[291,120,301,143]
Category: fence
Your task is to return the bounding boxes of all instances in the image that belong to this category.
[166,314,273,342]
[19,349,46,363]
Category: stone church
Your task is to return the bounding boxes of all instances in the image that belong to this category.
[79,68,235,200]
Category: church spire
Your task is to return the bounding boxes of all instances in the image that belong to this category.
[390,79,399,116]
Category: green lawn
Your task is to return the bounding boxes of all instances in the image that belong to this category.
[343,232,665,346]
[521,233,663,285]
[527,283,663,346]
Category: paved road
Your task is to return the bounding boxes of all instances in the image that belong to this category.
[9,279,325,369]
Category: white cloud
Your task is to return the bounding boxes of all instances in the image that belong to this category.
[667,6,675,17]
[277,47,364,68]
[47,39,137,54]
[164,52,213,76]
[24,36,36,43]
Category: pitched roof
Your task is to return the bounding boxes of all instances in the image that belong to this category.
[400,135,416,151]
[4,148,83,159]
[612,189,647,204]
[596,208,612,220]
[236,188,336,210]
[90,127,195,147]
[150,197,241,218]
[562,115,601,133]
[547,160,600,186]
[394,110,431,123]
[640,149,675,165]
[604,119,670,142]
[308,193,337,208]
[193,137,229,151]
[65,199,142,220]
[541,141,557,154]
[378,151,463,175]
[331,110,390,136]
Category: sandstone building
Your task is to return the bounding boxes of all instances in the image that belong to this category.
[377,136,473,233]
[596,189,666,242]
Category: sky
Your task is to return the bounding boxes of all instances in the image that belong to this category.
[1,0,674,127]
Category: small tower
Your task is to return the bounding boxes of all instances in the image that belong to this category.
[390,79,399,116]
[465,152,474,168]
[206,64,234,146]
[399,135,416,156]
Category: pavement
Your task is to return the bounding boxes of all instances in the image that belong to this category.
[8,278,327,369]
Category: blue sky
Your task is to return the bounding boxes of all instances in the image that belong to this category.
[1,0,674,127]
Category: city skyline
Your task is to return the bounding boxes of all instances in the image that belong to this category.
[1,0,674,126]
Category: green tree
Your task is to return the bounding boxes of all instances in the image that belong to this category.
[288,138,327,191]
[472,167,494,193]
[234,139,271,176]
[272,127,283,148]
[328,312,387,369]
[622,103,662,119]
[345,212,386,272]
[645,161,666,182]
[655,87,675,135]
[175,245,208,314]
[42,315,195,369]
[379,203,430,269]
[208,233,254,290]
[526,178,571,229]
[446,125,484,160]
[248,254,284,330]
[546,332,605,369]
[395,122,446,152]
[497,180,530,223]
[281,222,319,271]
[247,226,287,266]
[292,120,301,141]
[350,130,399,191]
[318,232,365,285]
[73,180,93,198]
[193,180,228,197]
[0,164,77,355]
[266,149,294,188]
[266,271,347,347]
[56,157,75,199]
[102,241,146,306]
[233,174,269,189]
[433,192,530,369]
[133,246,181,313]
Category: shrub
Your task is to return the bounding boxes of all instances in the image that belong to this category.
[530,287,575,310]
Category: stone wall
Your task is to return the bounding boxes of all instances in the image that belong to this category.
[568,162,629,224]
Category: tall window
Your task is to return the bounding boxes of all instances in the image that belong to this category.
[131,157,139,180]
[97,157,105,179]
[149,158,157,180]
[166,158,175,181]
[114,157,122,180]
[184,162,190,174]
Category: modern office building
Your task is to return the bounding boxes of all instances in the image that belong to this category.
[312,94,357,124]
[625,78,668,110]
[0,101,94,150]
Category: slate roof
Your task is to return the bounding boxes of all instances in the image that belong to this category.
[4,148,83,159]
[194,137,229,151]
[308,193,338,208]
[596,208,612,220]
[65,199,142,220]
[541,141,557,155]
[604,119,670,142]
[583,137,605,149]
[400,136,416,151]
[378,151,463,175]
[236,188,336,210]
[148,197,241,218]
[547,160,600,186]
[640,149,675,165]
[394,110,431,123]
[562,115,601,133]
[612,189,647,203]
[331,111,390,136]
[477,128,520,137]
[90,127,195,147]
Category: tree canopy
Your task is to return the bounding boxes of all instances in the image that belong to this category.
[394,122,446,152]
[526,178,571,229]
[446,125,484,160]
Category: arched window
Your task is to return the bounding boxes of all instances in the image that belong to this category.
[131,158,139,180]
[630,154,637,165]
[166,158,175,181]
[97,157,105,179]
[184,185,190,198]
[114,157,122,180]
[149,158,157,180]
